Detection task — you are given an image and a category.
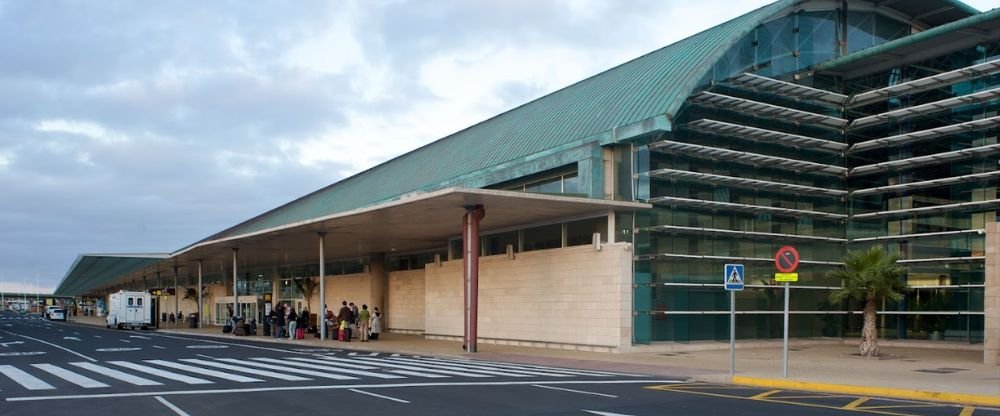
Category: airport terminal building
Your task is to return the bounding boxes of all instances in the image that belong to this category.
[56,0,999,364]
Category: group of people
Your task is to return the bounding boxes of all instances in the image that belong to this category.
[267,303,310,340]
[326,301,381,342]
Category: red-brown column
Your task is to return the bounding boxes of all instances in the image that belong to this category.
[463,205,485,352]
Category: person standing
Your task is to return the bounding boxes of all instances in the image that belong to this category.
[274,303,285,339]
[286,306,298,340]
[359,304,371,342]
[349,302,359,339]
[337,301,351,342]
[370,308,381,341]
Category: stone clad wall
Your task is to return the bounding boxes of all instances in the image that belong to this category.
[424,243,632,350]
[387,269,426,332]
[985,223,999,366]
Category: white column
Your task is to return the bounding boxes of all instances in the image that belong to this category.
[318,232,327,340]
[197,260,203,329]
[232,248,238,326]
[173,265,179,325]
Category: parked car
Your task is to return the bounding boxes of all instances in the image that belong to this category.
[48,308,67,321]
[44,306,60,320]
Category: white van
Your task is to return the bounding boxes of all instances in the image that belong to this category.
[106,290,152,330]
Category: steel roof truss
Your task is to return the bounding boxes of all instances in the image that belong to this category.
[728,73,848,105]
[648,140,847,176]
[849,143,1000,177]
[849,59,1000,108]
[685,119,847,153]
[647,168,846,197]
[850,87,1000,130]
[689,91,848,129]
[850,115,1000,153]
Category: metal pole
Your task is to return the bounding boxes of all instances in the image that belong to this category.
[783,282,790,378]
[197,260,203,329]
[730,290,736,376]
[318,232,327,340]
[232,248,238,328]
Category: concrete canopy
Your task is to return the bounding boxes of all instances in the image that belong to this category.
[145,188,649,281]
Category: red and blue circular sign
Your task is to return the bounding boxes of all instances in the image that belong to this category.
[774,245,800,273]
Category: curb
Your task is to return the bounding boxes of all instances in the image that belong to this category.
[732,376,1000,407]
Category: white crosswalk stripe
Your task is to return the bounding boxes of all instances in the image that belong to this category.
[31,363,109,388]
[144,360,264,383]
[270,357,405,379]
[319,356,491,378]
[215,358,357,380]
[405,356,618,377]
[69,362,163,386]
[108,361,213,385]
[0,365,55,390]
[432,357,637,376]
[357,356,531,377]
[386,357,572,377]
[178,359,310,381]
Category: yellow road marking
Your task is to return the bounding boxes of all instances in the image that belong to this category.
[647,384,942,416]
[959,406,975,416]
[772,394,855,399]
[844,397,870,409]
[861,404,948,410]
[750,390,782,400]
[732,376,1000,407]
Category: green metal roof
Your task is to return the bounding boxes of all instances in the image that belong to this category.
[53,254,169,297]
[199,0,795,243]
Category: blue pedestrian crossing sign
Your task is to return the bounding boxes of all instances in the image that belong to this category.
[724,264,744,291]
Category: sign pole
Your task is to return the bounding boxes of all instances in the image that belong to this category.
[730,290,736,376]
[783,281,789,378]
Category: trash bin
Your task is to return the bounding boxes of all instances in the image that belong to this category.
[188,313,198,328]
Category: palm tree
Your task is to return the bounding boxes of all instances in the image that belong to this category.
[828,245,906,357]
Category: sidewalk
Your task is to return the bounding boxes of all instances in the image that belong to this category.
[71,315,1000,406]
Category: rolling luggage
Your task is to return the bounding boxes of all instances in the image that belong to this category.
[296,328,305,340]
[338,328,346,341]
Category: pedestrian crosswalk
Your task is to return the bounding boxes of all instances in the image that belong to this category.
[0,355,638,393]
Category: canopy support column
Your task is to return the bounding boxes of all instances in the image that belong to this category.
[318,232,327,340]
[232,248,238,327]
[463,205,485,353]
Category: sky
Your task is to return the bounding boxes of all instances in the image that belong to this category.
[1,0,997,294]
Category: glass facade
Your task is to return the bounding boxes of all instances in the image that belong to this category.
[632,6,997,344]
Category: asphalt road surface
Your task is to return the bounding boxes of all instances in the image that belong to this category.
[1,310,996,416]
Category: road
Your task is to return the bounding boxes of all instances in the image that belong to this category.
[1,310,996,416]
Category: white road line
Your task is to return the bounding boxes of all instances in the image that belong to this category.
[149,333,305,355]
[216,358,356,380]
[408,357,612,377]
[0,330,96,362]
[69,362,162,386]
[255,357,404,379]
[145,360,263,383]
[0,365,55,390]
[153,345,166,349]
[349,388,410,403]
[179,359,310,381]
[195,354,215,359]
[386,369,449,379]
[155,395,192,416]
[31,364,109,388]
[376,357,532,377]
[108,361,213,385]
[532,384,618,398]
[6,379,681,402]
[392,357,572,377]
[319,356,489,378]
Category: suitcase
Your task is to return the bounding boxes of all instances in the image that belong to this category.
[338,328,346,341]
[296,328,305,340]
[222,325,232,333]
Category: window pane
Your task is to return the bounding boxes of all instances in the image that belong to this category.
[567,217,607,246]
[523,224,562,251]
[483,231,518,255]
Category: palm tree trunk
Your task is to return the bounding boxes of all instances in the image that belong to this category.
[859,295,880,357]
